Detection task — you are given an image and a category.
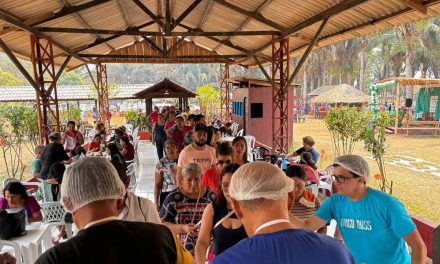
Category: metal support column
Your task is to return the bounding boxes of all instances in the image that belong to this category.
[97,63,110,128]
[220,63,230,122]
[271,37,289,153]
[30,35,61,144]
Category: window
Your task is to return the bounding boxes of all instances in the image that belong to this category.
[251,103,263,118]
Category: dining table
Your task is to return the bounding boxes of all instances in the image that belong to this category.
[6,222,53,264]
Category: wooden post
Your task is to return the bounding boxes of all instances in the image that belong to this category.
[394,82,400,135]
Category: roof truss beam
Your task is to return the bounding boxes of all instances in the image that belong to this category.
[212,0,288,32]
[178,23,252,54]
[235,0,369,64]
[0,38,39,91]
[286,17,329,90]
[35,26,280,36]
[80,54,247,59]
[172,0,204,29]
[30,0,111,26]
[0,9,89,63]
[142,36,164,54]
[132,0,164,29]
[72,21,155,53]
[398,0,428,14]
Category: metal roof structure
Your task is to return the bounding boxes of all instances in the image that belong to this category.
[1,0,440,69]
[0,84,151,102]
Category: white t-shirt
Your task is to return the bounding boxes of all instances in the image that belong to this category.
[177,144,217,173]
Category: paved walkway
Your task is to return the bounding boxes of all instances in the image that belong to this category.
[134,140,157,201]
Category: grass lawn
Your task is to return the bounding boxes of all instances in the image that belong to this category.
[293,118,440,224]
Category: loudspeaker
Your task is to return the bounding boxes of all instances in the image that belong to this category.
[405,98,412,108]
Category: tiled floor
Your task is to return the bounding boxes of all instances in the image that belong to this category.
[134,140,157,201]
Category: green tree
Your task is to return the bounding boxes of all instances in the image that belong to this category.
[60,105,81,125]
[58,71,86,85]
[0,69,22,86]
[196,85,221,122]
[324,107,371,157]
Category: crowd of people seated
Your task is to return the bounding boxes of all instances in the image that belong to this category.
[0,105,428,264]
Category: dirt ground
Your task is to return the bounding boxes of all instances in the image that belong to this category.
[293,118,440,224]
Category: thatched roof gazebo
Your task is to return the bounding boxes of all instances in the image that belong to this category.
[311,84,371,104]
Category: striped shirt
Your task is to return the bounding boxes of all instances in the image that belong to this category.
[290,189,321,221]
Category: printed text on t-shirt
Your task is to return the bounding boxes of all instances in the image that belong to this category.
[340,218,372,231]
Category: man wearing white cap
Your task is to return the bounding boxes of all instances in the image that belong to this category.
[212,161,354,264]
[299,155,426,264]
[36,157,191,264]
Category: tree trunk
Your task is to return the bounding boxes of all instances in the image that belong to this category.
[405,54,413,100]
[359,49,365,92]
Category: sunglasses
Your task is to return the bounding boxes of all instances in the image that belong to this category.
[217,160,232,165]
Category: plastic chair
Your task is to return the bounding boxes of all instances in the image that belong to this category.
[127,170,137,191]
[243,135,255,162]
[317,175,333,201]
[252,146,272,162]
[236,129,244,137]
[2,178,19,188]
[40,202,73,239]
[0,240,22,264]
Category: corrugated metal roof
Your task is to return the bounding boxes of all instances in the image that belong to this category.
[0,84,152,102]
[0,0,440,69]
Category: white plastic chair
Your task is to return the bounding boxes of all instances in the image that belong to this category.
[40,202,73,239]
[231,123,239,136]
[0,240,22,264]
[2,178,19,188]
[243,135,255,162]
[236,129,244,137]
[127,170,137,191]
[317,175,333,201]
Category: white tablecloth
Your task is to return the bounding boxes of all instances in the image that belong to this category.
[9,222,52,264]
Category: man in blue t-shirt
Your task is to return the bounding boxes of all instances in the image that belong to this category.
[298,155,426,264]
[212,161,354,264]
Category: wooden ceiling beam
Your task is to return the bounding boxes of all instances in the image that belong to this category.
[30,0,111,26]
[141,36,164,54]
[235,0,369,64]
[178,23,251,54]
[0,8,89,63]
[212,0,288,32]
[172,0,204,29]
[72,21,155,53]
[398,0,428,14]
[80,54,247,59]
[35,26,280,36]
[132,0,164,29]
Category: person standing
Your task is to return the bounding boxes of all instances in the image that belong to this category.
[202,142,233,194]
[212,162,354,264]
[176,124,216,186]
[298,155,426,264]
[152,113,168,159]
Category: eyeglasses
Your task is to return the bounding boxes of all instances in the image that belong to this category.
[332,174,359,184]
[218,160,232,165]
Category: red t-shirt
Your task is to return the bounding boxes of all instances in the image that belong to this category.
[202,167,221,194]
[165,121,175,130]
[149,112,159,123]
[88,141,101,152]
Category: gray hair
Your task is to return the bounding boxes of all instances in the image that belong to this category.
[34,144,45,154]
[49,132,61,142]
[182,163,202,179]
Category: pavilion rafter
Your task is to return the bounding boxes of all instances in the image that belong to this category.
[212,0,288,32]
[0,8,88,63]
